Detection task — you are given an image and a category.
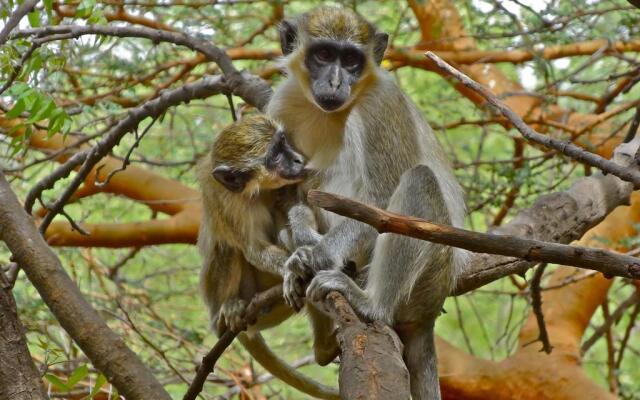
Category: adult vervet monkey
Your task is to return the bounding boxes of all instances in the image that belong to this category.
[197,114,338,399]
[266,6,468,399]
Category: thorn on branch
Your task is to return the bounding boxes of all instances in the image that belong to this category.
[525,263,553,354]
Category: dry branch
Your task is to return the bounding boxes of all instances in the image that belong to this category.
[184,286,409,400]
[308,190,640,280]
[425,51,640,188]
[325,292,410,400]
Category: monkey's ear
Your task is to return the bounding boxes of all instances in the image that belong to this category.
[373,32,389,65]
[212,166,250,193]
[279,20,298,55]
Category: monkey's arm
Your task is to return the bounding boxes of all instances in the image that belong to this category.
[199,233,244,332]
[287,202,323,248]
[242,240,290,276]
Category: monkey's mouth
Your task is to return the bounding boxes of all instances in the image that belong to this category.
[278,167,309,182]
[315,95,345,112]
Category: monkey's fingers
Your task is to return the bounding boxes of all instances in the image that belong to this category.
[283,274,302,311]
[306,270,347,303]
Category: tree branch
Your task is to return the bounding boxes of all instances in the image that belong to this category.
[0,269,48,400]
[0,171,171,400]
[0,0,39,46]
[425,51,640,188]
[307,190,640,280]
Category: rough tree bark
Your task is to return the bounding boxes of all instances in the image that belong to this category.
[0,270,48,400]
[0,172,171,400]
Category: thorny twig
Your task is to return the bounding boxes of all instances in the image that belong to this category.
[524,263,553,353]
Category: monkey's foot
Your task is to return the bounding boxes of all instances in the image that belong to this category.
[219,298,249,333]
[306,269,375,323]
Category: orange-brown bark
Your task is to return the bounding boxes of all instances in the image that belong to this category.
[407,1,634,398]
[2,2,638,397]
[0,116,201,247]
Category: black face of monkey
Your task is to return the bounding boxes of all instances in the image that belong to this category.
[279,12,389,113]
[265,128,307,180]
[304,40,366,112]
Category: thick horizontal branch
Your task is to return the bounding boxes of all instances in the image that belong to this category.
[425,51,640,188]
[308,190,640,281]
[387,39,640,67]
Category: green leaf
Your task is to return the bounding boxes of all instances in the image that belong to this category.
[45,374,70,391]
[76,0,96,18]
[6,98,26,118]
[67,364,89,388]
[88,374,107,399]
[7,82,30,96]
[27,10,40,27]
[47,108,66,134]
[27,98,55,123]
[43,0,53,13]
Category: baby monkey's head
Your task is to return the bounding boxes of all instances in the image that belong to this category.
[211,114,307,195]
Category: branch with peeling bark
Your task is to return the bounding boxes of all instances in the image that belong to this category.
[184,286,409,400]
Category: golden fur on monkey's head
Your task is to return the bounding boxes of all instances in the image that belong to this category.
[212,114,279,170]
[301,6,375,45]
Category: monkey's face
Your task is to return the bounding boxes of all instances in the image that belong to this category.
[263,128,307,187]
[211,115,307,195]
[279,7,389,113]
[303,40,366,112]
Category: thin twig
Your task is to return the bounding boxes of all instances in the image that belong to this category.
[581,290,640,354]
[425,51,640,188]
[183,286,283,400]
[524,263,553,353]
[95,116,159,188]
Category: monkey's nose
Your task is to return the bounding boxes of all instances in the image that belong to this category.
[292,155,304,166]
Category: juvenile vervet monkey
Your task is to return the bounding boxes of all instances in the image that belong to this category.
[197,114,338,399]
[266,7,468,400]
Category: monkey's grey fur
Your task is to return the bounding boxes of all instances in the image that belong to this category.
[266,6,469,399]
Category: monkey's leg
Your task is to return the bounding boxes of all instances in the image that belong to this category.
[366,165,450,400]
[400,325,440,400]
[307,302,340,366]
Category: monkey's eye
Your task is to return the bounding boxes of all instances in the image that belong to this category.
[223,174,237,184]
[315,48,333,63]
[341,51,362,69]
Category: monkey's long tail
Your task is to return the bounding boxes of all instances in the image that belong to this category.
[238,332,340,399]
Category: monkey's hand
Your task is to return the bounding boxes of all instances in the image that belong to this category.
[217,298,251,334]
[283,270,306,311]
[283,244,342,310]
[282,245,316,311]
